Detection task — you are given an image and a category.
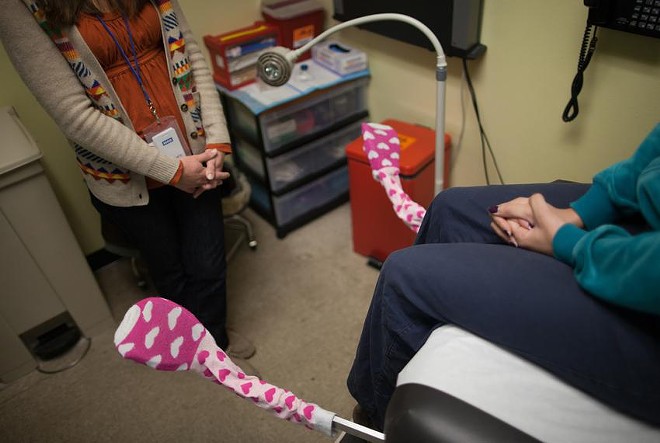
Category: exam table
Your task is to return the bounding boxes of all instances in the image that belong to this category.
[380,325,660,443]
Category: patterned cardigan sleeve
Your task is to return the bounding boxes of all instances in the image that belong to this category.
[0,0,181,185]
[171,0,231,150]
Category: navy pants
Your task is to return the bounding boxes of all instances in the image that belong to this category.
[92,186,229,348]
[347,183,660,430]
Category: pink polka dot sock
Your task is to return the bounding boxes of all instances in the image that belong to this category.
[114,297,336,437]
[361,123,426,232]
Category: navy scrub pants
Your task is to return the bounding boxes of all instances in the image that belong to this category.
[92,186,229,348]
[347,183,660,431]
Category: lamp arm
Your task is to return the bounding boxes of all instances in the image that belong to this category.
[290,13,447,69]
[286,13,448,194]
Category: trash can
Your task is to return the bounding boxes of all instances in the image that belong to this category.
[346,119,451,266]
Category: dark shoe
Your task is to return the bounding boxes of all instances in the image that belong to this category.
[226,328,256,359]
[231,357,261,379]
[335,404,375,443]
[352,404,375,429]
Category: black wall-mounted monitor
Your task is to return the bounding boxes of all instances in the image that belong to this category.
[332,0,486,59]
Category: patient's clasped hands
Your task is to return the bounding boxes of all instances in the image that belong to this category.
[490,194,584,255]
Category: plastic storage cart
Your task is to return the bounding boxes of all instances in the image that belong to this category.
[220,73,370,238]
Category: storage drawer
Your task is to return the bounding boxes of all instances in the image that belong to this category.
[234,137,267,180]
[225,76,369,154]
[234,118,364,194]
[273,165,348,227]
[247,174,273,218]
[246,165,349,229]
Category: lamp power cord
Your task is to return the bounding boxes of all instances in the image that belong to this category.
[462,58,504,185]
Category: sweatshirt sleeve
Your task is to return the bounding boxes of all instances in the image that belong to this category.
[553,123,660,316]
[553,224,660,315]
[171,0,231,149]
[570,123,660,229]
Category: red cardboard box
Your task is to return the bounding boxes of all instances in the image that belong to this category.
[346,119,451,264]
[261,0,325,61]
[204,22,280,90]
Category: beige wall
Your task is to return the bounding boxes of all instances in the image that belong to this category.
[1,0,659,254]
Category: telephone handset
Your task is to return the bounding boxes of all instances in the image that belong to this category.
[562,1,659,122]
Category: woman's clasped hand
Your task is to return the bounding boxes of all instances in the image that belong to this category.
[490,193,584,255]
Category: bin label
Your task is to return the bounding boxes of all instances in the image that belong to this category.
[398,133,416,151]
[293,25,315,48]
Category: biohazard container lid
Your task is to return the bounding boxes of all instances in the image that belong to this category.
[346,119,451,177]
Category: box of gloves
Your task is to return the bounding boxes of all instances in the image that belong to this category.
[311,40,368,76]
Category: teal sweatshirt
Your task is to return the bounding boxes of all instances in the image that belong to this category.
[553,123,660,316]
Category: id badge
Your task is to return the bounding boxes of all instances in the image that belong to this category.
[143,115,191,159]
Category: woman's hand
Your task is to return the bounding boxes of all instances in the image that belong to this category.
[174,150,230,197]
[489,197,534,246]
[490,193,584,254]
[508,193,565,255]
[192,150,229,198]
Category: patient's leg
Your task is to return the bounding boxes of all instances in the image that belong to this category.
[415,183,589,245]
[347,241,660,430]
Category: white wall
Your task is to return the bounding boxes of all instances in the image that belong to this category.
[1,0,658,253]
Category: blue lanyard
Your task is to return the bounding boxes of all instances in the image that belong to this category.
[96,13,160,121]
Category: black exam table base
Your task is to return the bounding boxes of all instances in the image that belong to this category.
[339,384,538,443]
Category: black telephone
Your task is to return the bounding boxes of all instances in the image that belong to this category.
[585,0,660,39]
[562,1,659,122]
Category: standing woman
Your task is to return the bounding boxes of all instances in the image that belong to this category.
[0,0,255,361]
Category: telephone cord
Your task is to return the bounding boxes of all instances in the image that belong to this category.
[562,24,599,122]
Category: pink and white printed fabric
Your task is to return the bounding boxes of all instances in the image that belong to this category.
[114,297,336,437]
[361,123,427,232]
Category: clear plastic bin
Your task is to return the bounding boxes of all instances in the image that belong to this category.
[234,118,364,193]
[234,137,266,180]
[225,76,369,154]
[247,175,273,217]
[246,165,349,232]
[273,165,348,227]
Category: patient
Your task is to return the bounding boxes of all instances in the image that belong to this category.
[347,123,660,431]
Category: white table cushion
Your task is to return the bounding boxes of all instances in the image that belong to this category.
[397,325,660,443]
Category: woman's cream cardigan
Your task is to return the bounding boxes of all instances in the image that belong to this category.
[0,0,231,206]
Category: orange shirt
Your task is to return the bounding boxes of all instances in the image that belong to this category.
[78,5,185,140]
[77,4,183,188]
[77,4,228,187]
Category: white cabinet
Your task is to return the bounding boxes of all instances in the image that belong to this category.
[0,106,112,382]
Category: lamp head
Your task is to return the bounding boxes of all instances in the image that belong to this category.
[256,46,296,87]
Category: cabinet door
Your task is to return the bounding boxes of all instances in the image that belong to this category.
[0,208,65,334]
[0,172,111,336]
[0,311,35,382]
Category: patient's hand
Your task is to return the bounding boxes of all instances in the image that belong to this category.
[510,194,565,255]
[490,194,584,253]
[490,197,534,243]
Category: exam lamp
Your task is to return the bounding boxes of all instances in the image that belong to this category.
[256,13,448,195]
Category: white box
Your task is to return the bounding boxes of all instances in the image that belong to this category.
[311,40,368,76]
